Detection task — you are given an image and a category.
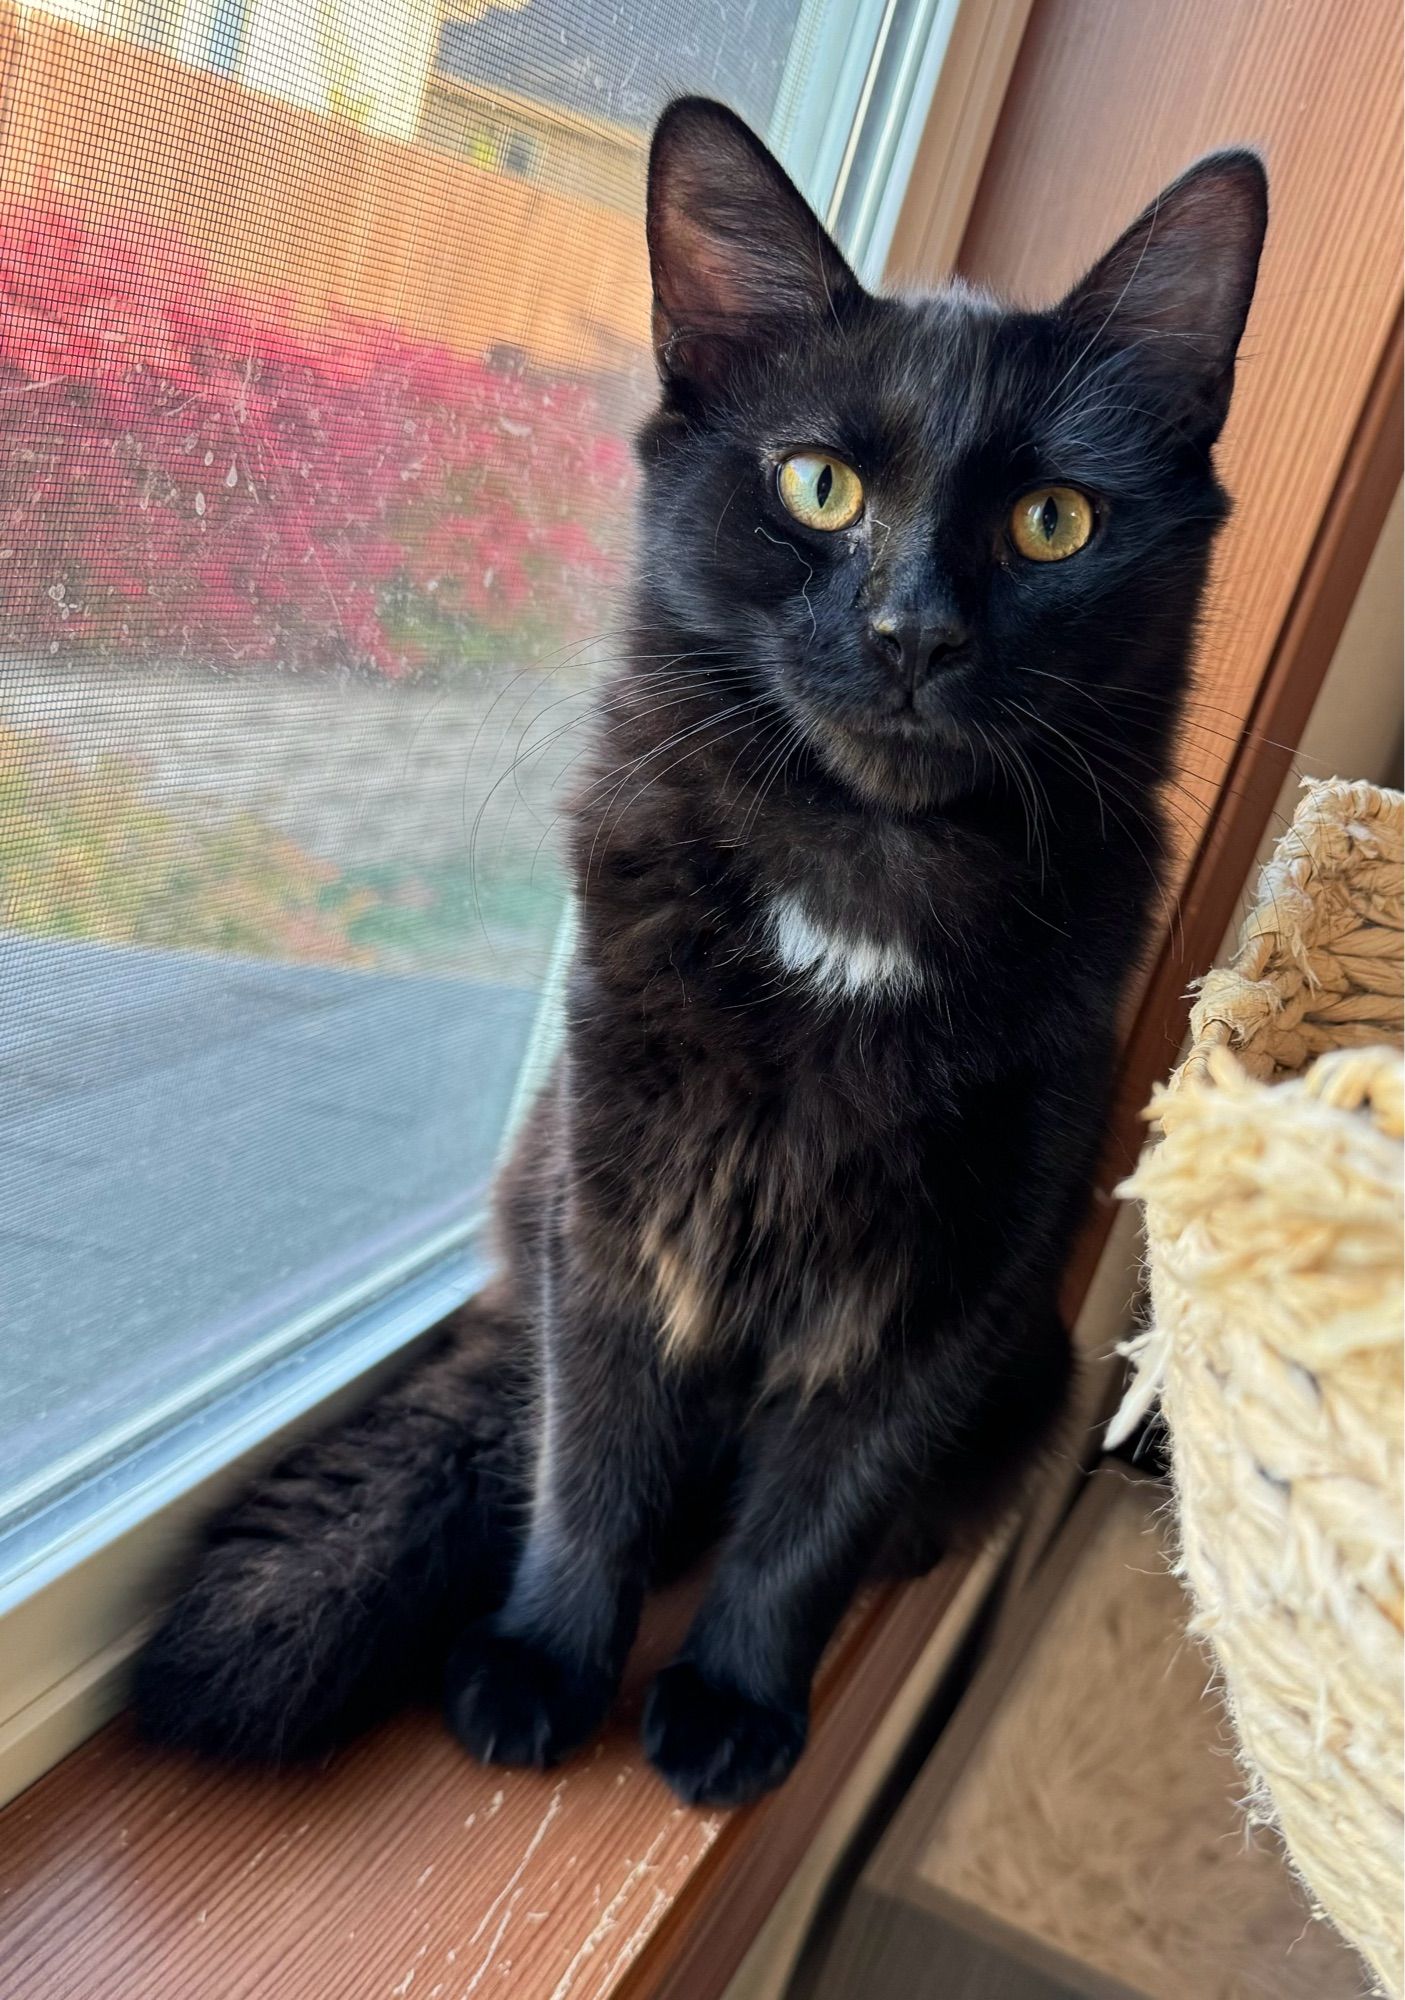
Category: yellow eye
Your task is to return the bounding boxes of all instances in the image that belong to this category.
[777,452,864,531]
[1009,485,1096,562]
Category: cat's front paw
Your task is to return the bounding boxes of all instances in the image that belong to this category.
[642,1660,807,1807]
[445,1623,613,1769]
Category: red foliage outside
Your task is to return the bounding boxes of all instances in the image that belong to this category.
[0,204,633,677]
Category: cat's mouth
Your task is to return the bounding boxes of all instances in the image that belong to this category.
[783,682,976,811]
[815,684,971,749]
[866,690,963,731]
[771,653,978,803]
[784,640,977,750]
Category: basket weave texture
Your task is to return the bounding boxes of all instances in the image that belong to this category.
[1110,777,1404,1996]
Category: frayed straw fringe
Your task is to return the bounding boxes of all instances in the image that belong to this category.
[1111,776,1404,1998]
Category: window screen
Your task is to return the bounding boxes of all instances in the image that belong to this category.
[0,0,906,1536]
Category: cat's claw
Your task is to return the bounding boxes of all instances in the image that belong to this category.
[445,1624,612,1769]
[642,1660,807,1807]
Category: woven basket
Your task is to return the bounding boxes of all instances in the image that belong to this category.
[1109,777,1404,1995]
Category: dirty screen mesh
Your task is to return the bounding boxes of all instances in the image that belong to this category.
[0,0,852,1518]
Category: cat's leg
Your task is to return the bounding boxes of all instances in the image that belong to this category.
[872,1307,1073,1578]
[643,1318,1070,1807]
[134,1290,527,1762]
[640,1377,904,1806]
[444,1265,686,1771]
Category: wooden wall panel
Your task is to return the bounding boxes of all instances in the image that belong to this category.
[960,0,1402,901]
[960,0,1403,1226]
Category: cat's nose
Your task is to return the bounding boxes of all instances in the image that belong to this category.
[869,610,969,684]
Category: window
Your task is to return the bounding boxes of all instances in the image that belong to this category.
[0,0,982,1777]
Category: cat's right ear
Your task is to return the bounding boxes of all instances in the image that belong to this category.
[647,97,863,397]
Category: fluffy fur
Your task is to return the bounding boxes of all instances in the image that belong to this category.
[135,100,1266,1807]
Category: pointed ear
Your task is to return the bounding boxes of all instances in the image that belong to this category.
[1058,150,1268,441]
[646,97,863,395]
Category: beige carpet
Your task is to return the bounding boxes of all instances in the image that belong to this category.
[921,1475,1369,1999]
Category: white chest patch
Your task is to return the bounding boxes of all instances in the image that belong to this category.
[766,892,921,1003]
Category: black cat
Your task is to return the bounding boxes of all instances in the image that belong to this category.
[135,99,1266,1808]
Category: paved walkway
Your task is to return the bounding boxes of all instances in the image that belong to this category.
[0,661,585,1517]
[0,933,538,1515]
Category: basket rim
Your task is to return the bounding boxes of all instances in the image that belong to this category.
[1174,777,1403,1097]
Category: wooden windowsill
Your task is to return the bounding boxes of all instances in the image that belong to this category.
[0,1564,968,2000]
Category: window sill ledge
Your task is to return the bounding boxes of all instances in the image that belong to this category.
[0,1562,972,2000]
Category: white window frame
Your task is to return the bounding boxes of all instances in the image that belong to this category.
[0,0,1033,1808]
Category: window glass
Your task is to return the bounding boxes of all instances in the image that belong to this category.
[0,0,910,1533]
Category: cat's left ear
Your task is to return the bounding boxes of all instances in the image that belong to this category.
[647,97,864,396]
[1058,150,1268,442]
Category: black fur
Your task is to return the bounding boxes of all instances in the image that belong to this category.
[134,1293,526,1760]
[135,101,1266,1806]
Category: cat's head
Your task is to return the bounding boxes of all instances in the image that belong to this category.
[635,98,1266,815]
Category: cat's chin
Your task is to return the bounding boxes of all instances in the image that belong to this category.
[807,716,971,816]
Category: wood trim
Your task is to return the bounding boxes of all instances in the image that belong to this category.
[958,0,1403,925]
[1064,307,1405,1307]
[882,0,1036,285]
